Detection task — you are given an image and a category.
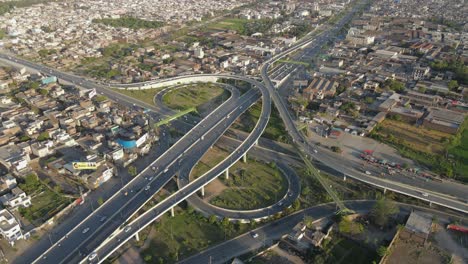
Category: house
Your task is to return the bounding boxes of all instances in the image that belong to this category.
[30,142,51,158]
[423,108,465,134]
[0,144,30,171]
[0,174,17,192]
[303,77,339,100]
[0,208,23,245]
[0,187,31,208]
[400,211,432,244]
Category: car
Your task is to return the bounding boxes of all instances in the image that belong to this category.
[251,232,259,238]
[365,171,371,175]
[278,201,283,206]
[313,149,318,153]
[88,252,97,261]
[148,176,154,181]
[124,226,132,232]
[422,193,429,197]
[163,168,169,173]
[82,227,90,234]
[151,166,156,171]
[145,185,150,191]
[100,216,107,222]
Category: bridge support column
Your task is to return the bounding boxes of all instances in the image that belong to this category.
[343,175,346,181]
[383,188,387,194]
[429,202,432,207]
[255,140,259,146]
[135,232,140,241]
[171,207,175,217]
[201,186,205,197]
[225,169,229,180]
[243,154,247,163]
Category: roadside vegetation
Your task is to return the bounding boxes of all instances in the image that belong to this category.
[370,117,468,181]
[210,160,288,210]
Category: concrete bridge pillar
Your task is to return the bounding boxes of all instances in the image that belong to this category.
[243,153,247,163]
[383,188,387,194]
[201,186,205,197]
[343,175,346,181]
[171,207,175,217]
[255,140,259,146]
[429,202,432,207]
[135,232,140,241]
[225,169,229,180]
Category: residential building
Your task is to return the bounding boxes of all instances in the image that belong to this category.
[0,208,23,245]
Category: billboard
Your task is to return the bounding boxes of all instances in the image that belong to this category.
[88,89,97,99]
[72,162,97,170]
[135,133,148,148]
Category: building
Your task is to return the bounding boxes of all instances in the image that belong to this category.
[0,187,32,208]
[423,108,466,134]
[0,208,22,245]
[0,174,17,192]
[405,90,440,107]
[0,144,30,171]
[412,66,430,80]
[303,77,339,100]
[30,142,51,158]
[194,47,204,59]
[400,211,432,244]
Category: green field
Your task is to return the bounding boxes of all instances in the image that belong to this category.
[233,102,289,143]
[113,88,162,106]
[190,146,228,179]
[162,83,226,112]
[206,18,250,32]
[210,160,288,210]
[140,210,250,263]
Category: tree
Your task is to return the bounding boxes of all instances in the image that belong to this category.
[377,246,388,257]
[187,205,194,214]
[143,254,152,263]
[293,199,301,210]
[208,215,217,224]
[301,186,311,196]
[304,216,314,228]
[338,218,364,235]
[370,197,399,227]
[331,146,342,153]
[37,131,50,141]
[448,80,459,91]
[385,79,405,93]
[221,217,230,228]
[128,166,137,177]
[98,197,104,205]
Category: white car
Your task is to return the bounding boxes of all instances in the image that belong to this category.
[124,226,132,232]
[88,252,97,261]
[82,227,90,234]
[145,185,150,191]
[251,232,259,238]
[422,193,429,197]
[365,171,371,175]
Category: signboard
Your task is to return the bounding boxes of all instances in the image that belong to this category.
[72,162,97,170]
[135,133,148,148]
[88,89,97,99]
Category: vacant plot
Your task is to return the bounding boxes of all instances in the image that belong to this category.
[210,160,288,210]
[377,120,450,155]
[162,83,226,112]
[113,88,163,106]
[19,190,71,223]
[385,235,450,264]
[311,235,380,264]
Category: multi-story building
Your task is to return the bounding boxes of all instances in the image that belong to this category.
[0,208,23,245]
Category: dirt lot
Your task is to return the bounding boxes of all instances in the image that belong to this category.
[385,234,451,264]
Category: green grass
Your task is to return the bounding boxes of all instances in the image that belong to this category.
[311,234,380,264]
[162,83,226,111]
[206,18,250,32]
[233,103,289,143]
[190,145,228,179]
[210,160,288,210]
[140,210,250,263]
[113,88,163,106]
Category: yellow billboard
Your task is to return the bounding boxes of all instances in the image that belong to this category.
[72,162,97,170]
